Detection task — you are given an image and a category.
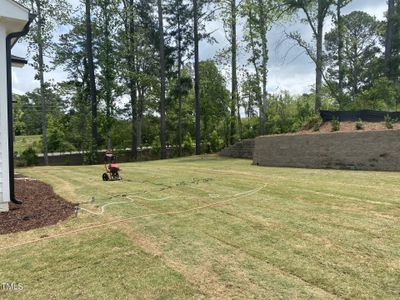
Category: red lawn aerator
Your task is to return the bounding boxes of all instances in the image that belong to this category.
[102,163,122,181]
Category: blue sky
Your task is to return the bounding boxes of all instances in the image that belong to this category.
[11,0,387,96]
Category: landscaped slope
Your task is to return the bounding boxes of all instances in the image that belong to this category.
[1,156,399,299]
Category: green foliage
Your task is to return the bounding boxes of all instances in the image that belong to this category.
[266,93,316,134]
[241,73,260,119]
[355,77,398,111]
[325,11,381,108]
[355,119,364,130]
[209,130,224,153]
[83,143,98,165]
[109,121,132,150]
[20,147,39,167]
[311,115,323,132]
[240,117,259,139]
[199,60,230,140]
[384,115,395,129]
[183,133,194,155]
[151,138,161,156]
[331,117,340,132]
[14,135,42,155]
[46,116,76,153]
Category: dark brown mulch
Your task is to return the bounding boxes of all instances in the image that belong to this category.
[0,179,75,235]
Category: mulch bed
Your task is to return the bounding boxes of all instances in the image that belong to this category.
[274,121,400,136]
[312,121,400,133]
[0,178,75,235]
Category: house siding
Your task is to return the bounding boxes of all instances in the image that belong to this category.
[0,25,10,212]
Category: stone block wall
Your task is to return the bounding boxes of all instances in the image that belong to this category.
[253,130,400,171]
[219,139,255,159]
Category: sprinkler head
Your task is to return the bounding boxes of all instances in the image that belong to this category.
[74,203,80,218]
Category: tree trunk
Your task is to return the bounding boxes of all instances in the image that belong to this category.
[230,0,237,145]
[130,78,137,159]
[128,0,138,160]
[248,2,265,135]
[260,36,268,134]
[177,13,183,157]
[384,0,395,78]
[103,2,113,150]
[337,1,344,107]
[85,0,98,153]
[193,0,201,155]
[136,88,144,151]
[257,0,268,135]
[237,97,241,138]
[36,0,48,165]
[315,0,324,113]
[158,0,167,159]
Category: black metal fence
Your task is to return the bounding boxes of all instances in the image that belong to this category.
[320,110,400,122]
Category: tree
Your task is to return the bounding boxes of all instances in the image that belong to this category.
[119,0,139,159]
[165,0,193,156]
[193,0,201,154]
[167,67,193,146]
[199,60,230,141]
[54,15,93,151]
[384,0,400,82]
[158,0,167,159]
[285,0,335,112]
[241,71,260,118]
[325,11,381,106]
[218,0,240,144]
[335,0,352,105]
[21,0,71,164]
[192,0,214,154]
[96,0,119,149]
[242,0,286,135]
[385,0,395,78]
[85,0,98,153]
[129,0,159,151]
[166,0,193,156]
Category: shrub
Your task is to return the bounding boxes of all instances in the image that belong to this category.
[209,130,224,153]
[83,143,98,165]
[331,117,340,132]
[304,115,322,131]
[83,149,97,165]
[151,139,161,156]
[355,118,364,130]
[20,147,38,167]
[384,115,394,129]
[183,134,194,155]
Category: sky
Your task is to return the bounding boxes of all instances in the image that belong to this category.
[11,0,388,96]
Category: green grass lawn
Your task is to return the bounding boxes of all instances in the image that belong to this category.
[14,135,41,155]
[1,156,400,299]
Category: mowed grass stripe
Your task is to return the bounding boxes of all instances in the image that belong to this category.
[4,155,399,299]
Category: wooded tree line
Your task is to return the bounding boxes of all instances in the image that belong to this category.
[14,0,400,164]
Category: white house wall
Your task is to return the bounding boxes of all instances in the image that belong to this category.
[0,25,10,212]
[0,0,29,212]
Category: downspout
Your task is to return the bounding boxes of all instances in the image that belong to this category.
[5,14,35,205]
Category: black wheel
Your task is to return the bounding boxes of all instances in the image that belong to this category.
[102,173,109,181]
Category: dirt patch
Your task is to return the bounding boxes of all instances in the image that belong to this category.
[313,121,400,133]
[270,121,400,137]
[0,178,75,235]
